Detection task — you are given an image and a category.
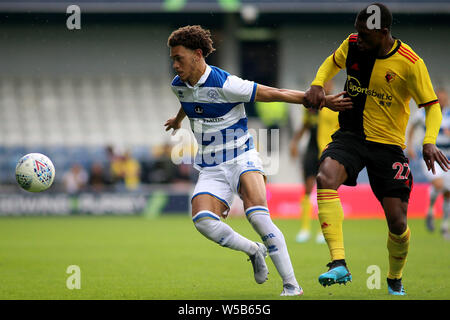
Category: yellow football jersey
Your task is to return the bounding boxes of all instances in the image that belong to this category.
[329,34,438,149]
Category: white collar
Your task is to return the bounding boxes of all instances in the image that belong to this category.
[185,64,211,88]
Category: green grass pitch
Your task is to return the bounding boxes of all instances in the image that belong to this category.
[0,215,448,300]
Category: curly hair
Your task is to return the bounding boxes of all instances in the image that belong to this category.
[167,25,216,58]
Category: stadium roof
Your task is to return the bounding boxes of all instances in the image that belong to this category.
[0,0,449,13]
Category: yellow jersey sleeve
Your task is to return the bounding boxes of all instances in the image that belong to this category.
[333,34,351,69]
[424,103,442,145]
[407,58,438,108]
[311,34,352,87]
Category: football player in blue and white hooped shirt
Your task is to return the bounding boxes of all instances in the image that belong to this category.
[408,89,450,237]
[165,25,353,296]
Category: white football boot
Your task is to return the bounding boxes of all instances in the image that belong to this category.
[248,242,269,284]
[280,283,304,296]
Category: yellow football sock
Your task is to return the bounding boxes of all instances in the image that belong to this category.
[317,189,345,261]
[387,226,410,279]
[300,194,312,231]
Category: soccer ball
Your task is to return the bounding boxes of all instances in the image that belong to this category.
[15,153,55,192]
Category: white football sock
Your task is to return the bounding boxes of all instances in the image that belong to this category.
[246,206,299,286]
[193,211,258,256]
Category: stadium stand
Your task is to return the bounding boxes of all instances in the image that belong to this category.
[0,75,177,185]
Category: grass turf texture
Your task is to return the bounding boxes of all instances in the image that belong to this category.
[0,215,448,300]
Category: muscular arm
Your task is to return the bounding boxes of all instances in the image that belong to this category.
[255,84,306,104]
[255,84,352,111]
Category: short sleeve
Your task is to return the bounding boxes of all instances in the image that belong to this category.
[407,59,438,108]
[222,75,257,103]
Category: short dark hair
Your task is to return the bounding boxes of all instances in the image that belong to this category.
[356,3,393,30]
[167,25,216,57]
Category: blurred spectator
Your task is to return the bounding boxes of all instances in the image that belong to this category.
[149,143,179,184]
[123,151,141,190]
[110,150,141,191]
[148,143,196,185]
[63,163,88,194]
[174,163,194,184]
[105,145,120,184]
[88,162,109,192]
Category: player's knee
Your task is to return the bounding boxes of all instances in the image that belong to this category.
[388,217,407,235]
[316,171,337,189]
[192,211,219,234]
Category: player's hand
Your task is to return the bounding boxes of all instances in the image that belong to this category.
[164,117,181,135]
[423,143,450,175]
[304,85,325,109]
[324,91,353,112]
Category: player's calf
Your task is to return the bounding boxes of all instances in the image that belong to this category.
[246,206,301,292]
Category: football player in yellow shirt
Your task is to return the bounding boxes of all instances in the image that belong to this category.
[303,3,450,295]
[290,81,338,244]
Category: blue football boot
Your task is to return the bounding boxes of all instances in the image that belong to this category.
[387,278,406,296]
[318,260,352,287]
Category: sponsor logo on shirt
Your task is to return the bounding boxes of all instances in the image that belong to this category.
[346,75,393,101]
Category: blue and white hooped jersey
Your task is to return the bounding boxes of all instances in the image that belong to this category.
[411,107,450,156]
[171,65,258,169]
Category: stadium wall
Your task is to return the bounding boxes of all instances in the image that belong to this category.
[0,183,439,218]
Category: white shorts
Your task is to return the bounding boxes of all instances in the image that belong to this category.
[192,149,265,216]
[422,160,450,191]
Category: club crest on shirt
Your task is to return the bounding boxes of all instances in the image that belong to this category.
[177,90,184,98]
[207,88,219,102]
[385,71,396,83]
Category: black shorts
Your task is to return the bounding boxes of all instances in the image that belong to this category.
[303,142,319,178]
[319,129,413,203]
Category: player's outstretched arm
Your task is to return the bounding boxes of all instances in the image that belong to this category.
[164,106,186,135]
[254,84,306,104]
[255,85,352,111]
[422,103,450,174]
